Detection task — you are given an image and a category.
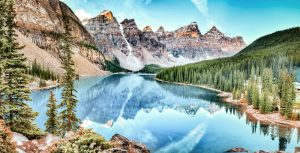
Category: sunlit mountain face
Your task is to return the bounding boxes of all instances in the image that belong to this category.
[29,74,300,152]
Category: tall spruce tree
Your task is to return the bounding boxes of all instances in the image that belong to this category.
[58,14,80,135]
[279,68,296,118]
[0,0,7,118]
[45,91,59,135]
[1,0,42,139]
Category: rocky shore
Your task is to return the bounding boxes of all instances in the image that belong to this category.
[14,131,149,153]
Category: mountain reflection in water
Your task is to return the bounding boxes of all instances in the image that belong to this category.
[29,74,300,153]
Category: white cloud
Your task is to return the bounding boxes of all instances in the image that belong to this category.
[191,0,208,17]
[75,9,93,21]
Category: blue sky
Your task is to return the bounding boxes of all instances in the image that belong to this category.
[62,0,300,44]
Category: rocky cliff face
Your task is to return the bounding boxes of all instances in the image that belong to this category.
[15,0,105,76]
[84,10,246,71]
[84,10,129,57]
[84,11,171,71]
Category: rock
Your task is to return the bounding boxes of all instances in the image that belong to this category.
[295,147,300,153]
[254,150,272,153]
[15,134,61,153]
[14,0,105,76]
[102,148,128,153]
[110,134,150,153]
[84,10,129,57]
[225,147,248,152]
[13,132,29,144]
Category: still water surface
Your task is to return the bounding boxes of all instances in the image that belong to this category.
[29,74,300,153]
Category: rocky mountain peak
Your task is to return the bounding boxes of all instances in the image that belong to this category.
[156,26,166,41]
[99,10,114,21]
[120,19,139,29]
[175,22,201,38]
[143,26,153,32]
[204,25,225,40]
[157,26,165,33]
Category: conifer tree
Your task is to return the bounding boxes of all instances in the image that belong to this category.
[0,0,42,139]
[279,68,296,118]
[246,67,256,105]
[262,68,273,92]
[58,14,80,135]
[252,80,260,109]
[0,0,7,118]
[45,91,59,135]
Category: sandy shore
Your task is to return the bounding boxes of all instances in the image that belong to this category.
[155,78,300,128]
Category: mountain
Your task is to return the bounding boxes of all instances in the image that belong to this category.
[15,0,106,76]
[158,23,245,60]
[237,27,300,56]
[84,11,171,71]
[84,10,246,71]
[157,27,300,85]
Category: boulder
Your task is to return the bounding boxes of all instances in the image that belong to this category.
[110,134,150,153]
[226,147,248,152]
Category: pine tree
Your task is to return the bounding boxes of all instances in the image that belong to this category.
[279,68,296,118]
[58,14,80,135]
[0,0,7,118]
[246,67,256,105]
[262,68,273,92]
[1,0,42,139]
[252,80,260,109]
[45,91,59,135]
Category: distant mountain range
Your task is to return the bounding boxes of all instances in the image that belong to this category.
[14,0,246,74]
[83,10,246,71]
[157,27,300,83]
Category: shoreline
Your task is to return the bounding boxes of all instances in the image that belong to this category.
[29,73,111,91]
[155,78,300,128]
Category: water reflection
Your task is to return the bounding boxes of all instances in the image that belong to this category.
[29,74,300,152]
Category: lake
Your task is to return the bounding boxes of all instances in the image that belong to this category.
[29,74,300,153]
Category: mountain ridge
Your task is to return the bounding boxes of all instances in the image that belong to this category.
[84,10,246,71]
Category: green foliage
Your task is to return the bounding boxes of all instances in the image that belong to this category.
[104,58,130,73]
[238,27,300,56]
[279,68,296,118]
[259,91,273,113]
[52,129,111,153]
[0,0,43,139]
[0,120,17,153]
[139,64,162,73]
[58,14,80,135]
[27,59,58,81]
[80,41,98,51]
[45,91,59,135]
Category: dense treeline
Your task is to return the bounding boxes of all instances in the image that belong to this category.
[138,64,162,73]
[104,58,130,73]
[26,59,58,81]
[157,27,300,118]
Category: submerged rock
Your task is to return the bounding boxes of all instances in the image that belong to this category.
[254,150,272,153]
[226,147,248,152]
[110,134,150,153]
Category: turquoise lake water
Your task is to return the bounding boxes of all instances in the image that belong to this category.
[29,74,300,153]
